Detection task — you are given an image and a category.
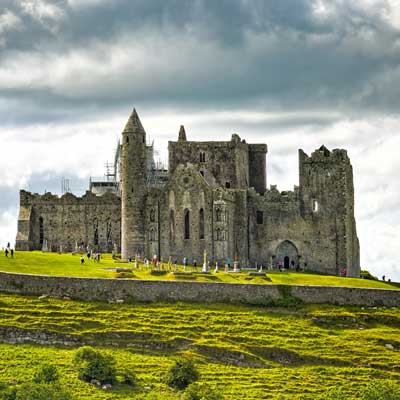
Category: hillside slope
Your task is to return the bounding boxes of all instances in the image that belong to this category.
[0,293,398,399]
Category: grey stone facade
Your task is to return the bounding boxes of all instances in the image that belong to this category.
[16,109,360,277]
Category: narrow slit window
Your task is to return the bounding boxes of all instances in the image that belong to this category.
[39,217,44,246]
[313,200,319,212]
[199,208,205,239]
[169,209,175,242]
[256,211,263,224]
[184,209,190,239]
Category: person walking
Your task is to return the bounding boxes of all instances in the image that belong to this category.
[183,256,187,271]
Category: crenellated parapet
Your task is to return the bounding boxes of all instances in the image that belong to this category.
[19,189,120,207]
[299,146,350,165]
[248,185,299,204]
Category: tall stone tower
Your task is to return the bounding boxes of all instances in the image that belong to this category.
[121,108,147,259]
[299,146,360,277]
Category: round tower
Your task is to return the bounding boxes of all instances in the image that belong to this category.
[121,108,147,259]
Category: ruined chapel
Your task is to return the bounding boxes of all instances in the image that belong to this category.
[15,109,360,277]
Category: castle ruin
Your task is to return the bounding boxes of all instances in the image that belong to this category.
[15,109,360,277]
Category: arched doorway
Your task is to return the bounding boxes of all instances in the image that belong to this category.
[284,256,289,269]
[276,240,298,270]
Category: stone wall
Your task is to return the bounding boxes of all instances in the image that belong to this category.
[0,272,398,307]
[15,190,121,253]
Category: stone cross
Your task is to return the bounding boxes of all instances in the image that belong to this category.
[233,260,239,272]
[202,250,208,272]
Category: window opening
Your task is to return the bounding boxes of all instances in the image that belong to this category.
[184,209,190,239]
[199,208,205,239]
[39,217,44,246]
[169,209,175,242]
[93,218,99,246]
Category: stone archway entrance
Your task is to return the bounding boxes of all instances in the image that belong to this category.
[276,240,298,270]
[284,256,289,269]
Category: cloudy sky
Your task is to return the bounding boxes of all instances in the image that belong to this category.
[0,0,399,280]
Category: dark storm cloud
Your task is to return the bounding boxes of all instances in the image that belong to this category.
[0,0,400,125]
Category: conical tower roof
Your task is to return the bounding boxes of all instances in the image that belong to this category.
[123,108,145,133]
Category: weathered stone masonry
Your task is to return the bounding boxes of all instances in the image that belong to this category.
[16,109,360,277]
[16,190,120,253]
[0,272,398,307]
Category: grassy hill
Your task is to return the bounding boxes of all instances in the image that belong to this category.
[0,292,398,399]
[0,251,397,290]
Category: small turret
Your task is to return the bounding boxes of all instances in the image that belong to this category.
[178,125,187,141]
[121,108,147,259]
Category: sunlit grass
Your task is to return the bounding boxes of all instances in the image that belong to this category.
[0,251,397,290]
[0,293,398,399]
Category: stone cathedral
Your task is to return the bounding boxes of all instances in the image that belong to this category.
[15,109,360,277]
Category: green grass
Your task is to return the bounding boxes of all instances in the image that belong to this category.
[0,293,398,399]
[0,251,397,290]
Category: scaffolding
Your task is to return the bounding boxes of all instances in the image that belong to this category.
[89,140,121,196]
[146,141,168,188]
[61,177,71,195]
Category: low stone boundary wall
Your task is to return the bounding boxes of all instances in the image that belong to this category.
[0,271,399,307]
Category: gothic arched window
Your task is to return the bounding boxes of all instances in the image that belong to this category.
[199,208,205,240]
[184,209,190,239]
